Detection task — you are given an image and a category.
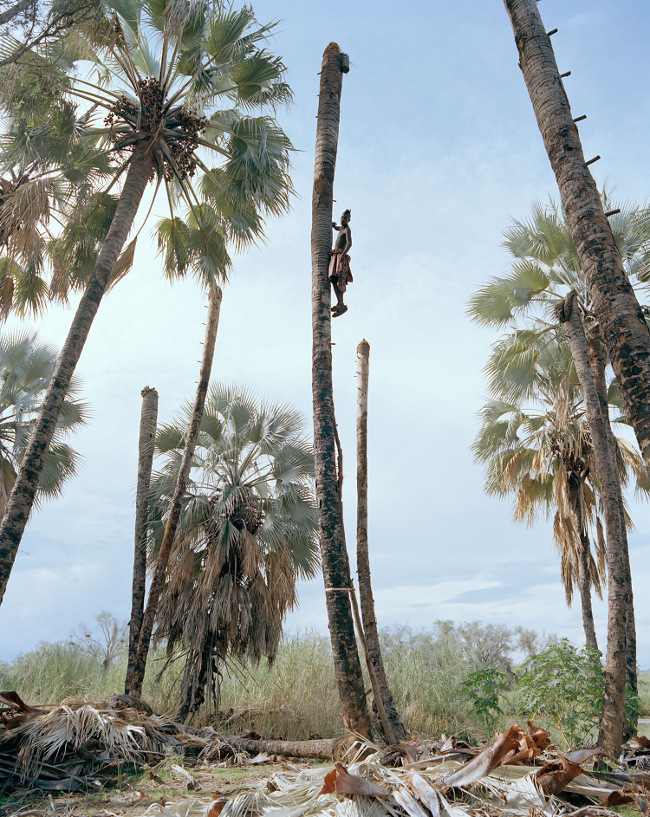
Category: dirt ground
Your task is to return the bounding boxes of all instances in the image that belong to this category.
[1,757,307,816]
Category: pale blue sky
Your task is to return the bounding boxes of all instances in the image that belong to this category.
[3,1,650,664]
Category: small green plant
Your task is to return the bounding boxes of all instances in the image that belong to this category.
[516,639,603,747]
[461,668,508,737]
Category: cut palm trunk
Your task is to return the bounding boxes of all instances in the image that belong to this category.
[0,141,153,606]
[125,386,159,695]
[356,339,408,743]
[557,292,630,755]
[503,0,650,469]
[127,285,222,699]
[311,42,371,739]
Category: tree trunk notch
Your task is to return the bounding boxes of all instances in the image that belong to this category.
[355,339,408,744]
[311,43,371,739]
[127,285,223,699]
[503,0,650,468]
[0,141,154,605]
[556,292,630,754]
[125,386,159,695]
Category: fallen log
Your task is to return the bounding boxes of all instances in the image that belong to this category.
[219,735,350,761]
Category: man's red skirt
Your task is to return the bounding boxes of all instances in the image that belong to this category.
[328,250,353,292]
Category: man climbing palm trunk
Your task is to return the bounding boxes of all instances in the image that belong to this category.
[311,42,370,739]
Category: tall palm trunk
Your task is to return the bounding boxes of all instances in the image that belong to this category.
[125,386,159,695]
[311,42,370,739]
[503,0,650,468]
[557,292,629,754]
[356,339,408,744]
[587,328,637,734]
[127,285,222,699]
[0,141,154,605]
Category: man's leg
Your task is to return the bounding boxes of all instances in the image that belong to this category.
[331,280,346,311]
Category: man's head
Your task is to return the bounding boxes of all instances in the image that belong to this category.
[341,208,351,225]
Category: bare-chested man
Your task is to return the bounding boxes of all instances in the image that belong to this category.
[328,209,353,317]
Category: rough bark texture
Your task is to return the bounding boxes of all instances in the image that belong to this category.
[557,292,627,754]
[576,526,599,653]
[125,386,159,695]
[223,735,349,761]
[311,42,371,739]
[503,0,650,468]
[127,286,222,698]
[586,330,637,735]
[0,141,153,605]
[355,339,408,744]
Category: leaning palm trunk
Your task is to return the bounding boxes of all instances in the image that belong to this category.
[0,141,154,605]
[311,43,370,739]
[125,386,159,695]
[557,292,629,754]
[356,339,408,744]
[127,285,222,699]
[503,0,650,468]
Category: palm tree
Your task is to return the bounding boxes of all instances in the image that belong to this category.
[146,384,319,721]
[310,42,371,739]
[473,332,649,651]
[0,331,86,514]
[503,0,650,490]
[469,195,650,750]
[0,0,293,604]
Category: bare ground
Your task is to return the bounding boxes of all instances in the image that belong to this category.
[1,757,307,816]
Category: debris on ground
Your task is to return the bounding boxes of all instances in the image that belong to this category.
[4,691,650,817]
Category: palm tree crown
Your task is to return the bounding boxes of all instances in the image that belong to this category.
[0,332,87,513]
[148,384,318,718]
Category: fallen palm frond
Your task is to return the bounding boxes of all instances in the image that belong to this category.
[0,692,211,792]
[218,726,648,817]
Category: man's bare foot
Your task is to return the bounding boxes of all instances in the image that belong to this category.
[332,304,348,317]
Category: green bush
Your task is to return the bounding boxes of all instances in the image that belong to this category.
[516,639,603,746]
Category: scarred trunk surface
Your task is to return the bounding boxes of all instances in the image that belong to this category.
[503,0,650,468]
[311,43,371,739]
[356,339,408,743]
[0,141,154,605]
[125,386,159,695]
[127,286,222,698]
[558,293,628,755]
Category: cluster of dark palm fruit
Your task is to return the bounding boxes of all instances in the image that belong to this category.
[104,77,207,181]
[229,490,266,535]
[163,106,208,182]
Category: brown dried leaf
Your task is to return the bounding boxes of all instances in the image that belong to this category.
[319,762,389,796]
[207,797,228,817]
[440,725,524,788]
[535,753,583,796]
[527,721,551,751]
[599,791,636,807]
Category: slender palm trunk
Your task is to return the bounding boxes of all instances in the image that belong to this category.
[125,386,159,695]
[356,339,408,744]
[586,329,637,726]
[504,0,650,468]
[127,285,222,699]
[557,292,628,754]
[576,527,599,653]
[0,142,154,605]
[311,42,371,739]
